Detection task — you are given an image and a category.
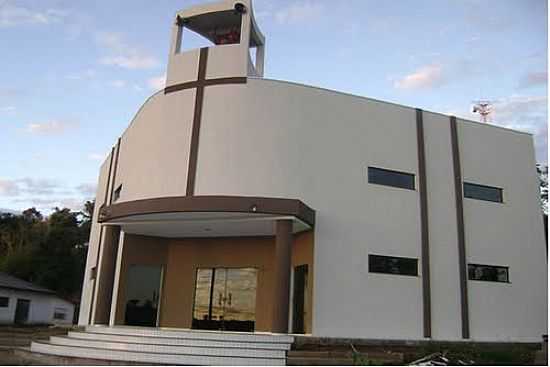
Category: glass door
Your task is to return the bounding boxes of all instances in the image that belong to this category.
[192,267,257,332]
[124,265,163,327]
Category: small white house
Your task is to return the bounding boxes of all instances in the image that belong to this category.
[0,272,74,325]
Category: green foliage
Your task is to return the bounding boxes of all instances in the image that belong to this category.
[0,202,94,301]
[537,164,548,214]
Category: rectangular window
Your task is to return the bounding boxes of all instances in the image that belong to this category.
[112,184,122,202]
[90,267,97,280]
[468,263,509,283]
[0,297,8,307]
[53,308,67,320]
[368,167,415,190]
[369,254,418,276]
[464,182,503,203]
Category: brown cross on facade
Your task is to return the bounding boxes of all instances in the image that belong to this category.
[164,47,247,196]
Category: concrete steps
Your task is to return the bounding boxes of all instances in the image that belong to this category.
[30,325,293,365]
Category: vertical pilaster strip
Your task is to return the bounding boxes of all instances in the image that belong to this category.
[108,230,125,326]
[89,146,115,324]
[186,47,209,196]
[272,219,293,333]
[416,108,431,338]
[108,138,122,205]
[450,115,470,339]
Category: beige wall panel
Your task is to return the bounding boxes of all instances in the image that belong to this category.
[114,90,195,203]
[422,111,462,340]
[205,44,248,79]
[195,79,423,339]
[114,235,169,325]
[161,236,276,331]
[78,153,113,325]
[292,231,314,334]
[93,226,120,324]
[166,49,200,86]
[458,119,547,341]
[113,232,314,332]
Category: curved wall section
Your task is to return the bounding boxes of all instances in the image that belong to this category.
[113,89,196,203]
[195,79,424,339]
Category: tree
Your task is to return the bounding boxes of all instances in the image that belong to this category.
[0,202,94,300]
[537,164,548,214]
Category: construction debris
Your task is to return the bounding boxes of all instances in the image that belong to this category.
[408,351,474,366]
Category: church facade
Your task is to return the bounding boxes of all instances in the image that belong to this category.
[78,0,547,342]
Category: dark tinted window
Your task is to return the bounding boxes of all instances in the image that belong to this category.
[468,263,509,283]
[113,185,122,202]
[53,308,67,320]
[369,254,418,276]
[0,297,8,307]
[368,167,415,190]
[464,182,503,203]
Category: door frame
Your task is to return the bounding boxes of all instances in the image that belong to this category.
[191,266,259,331]
[14,298,31,325]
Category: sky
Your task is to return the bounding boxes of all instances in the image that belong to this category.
[0,0,547,214]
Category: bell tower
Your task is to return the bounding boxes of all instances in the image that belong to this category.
[165,0,265,89]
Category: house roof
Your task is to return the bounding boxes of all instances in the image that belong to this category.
[0,272,55,295]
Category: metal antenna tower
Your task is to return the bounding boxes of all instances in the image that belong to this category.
[472,100,493,123]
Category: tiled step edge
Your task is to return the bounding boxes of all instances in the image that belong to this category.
[69,331,291,350]
[86,325,294,344]
[50,336,286,359]
[31,341,285,366]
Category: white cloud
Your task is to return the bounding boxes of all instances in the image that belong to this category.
[518,71,547,89]
[394,64,445,90]
[0,106,15,112]
[148,73,166,91]
[0,1,67,27]
[66,69,96,80]
[0,177,94,213]
[97,32,159,70]
[110,79,127,88]
[0,177,58,197]
[0,178,19,196]
[76,183,96,197]
[274,1,324,25]
[451,95,547,163]
[88,153,106,161]
[26,120,77,135]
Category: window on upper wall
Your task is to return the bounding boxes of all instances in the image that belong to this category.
[368,254,418,276]
[368,167,415,190]
[53,307,67,320]
[0,297,8,307]
[463,182,503,203]
[468,263,509,283]
[112,185,122,202]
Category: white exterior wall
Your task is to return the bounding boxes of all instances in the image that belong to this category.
[78,152,113,325]
[458,119,548,342]
[113,89,195,203]
[0,289,74,325]
[196,79,424,339]
[190,78,546,341]
[79,43,546,340]
[423,111,463,340]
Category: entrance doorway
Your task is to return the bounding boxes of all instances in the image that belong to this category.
[14,299,30,324]
[124,265,163,327]
[292,264,308,333]
[192,267,257,332]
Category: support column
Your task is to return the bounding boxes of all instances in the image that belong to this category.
[272,219,293,333]
[109,230,125,326]
[91,225,121,325]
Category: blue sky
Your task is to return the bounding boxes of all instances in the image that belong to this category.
[0,0,547,213]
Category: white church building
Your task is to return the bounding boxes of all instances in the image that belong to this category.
[31,0,547,364]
